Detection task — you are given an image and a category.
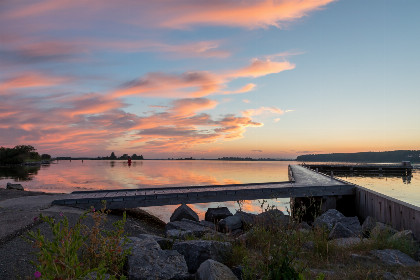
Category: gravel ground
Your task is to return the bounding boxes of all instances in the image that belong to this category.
[0,189,166,279]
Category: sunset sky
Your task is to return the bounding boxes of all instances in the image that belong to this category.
[1,0,419,158]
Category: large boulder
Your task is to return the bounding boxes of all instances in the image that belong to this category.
[328,216,361,239]
[166,219,211,238]
[6,182,24,191]
[196,259,238,280]
[313,209,345,231]
[361,216,376,237]
[172,240,232,273]
[170,204,199,222]
[234,211,256,229]
[126,237,189,280]
[218,216,242,233]
[205,207,232,223]
[255,209,289,229]
[370,249,419,267]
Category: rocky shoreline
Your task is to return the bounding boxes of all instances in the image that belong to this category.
[0,188,419,279]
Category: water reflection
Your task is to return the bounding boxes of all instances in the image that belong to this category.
[339,173,413,184]
[0,165,42,181]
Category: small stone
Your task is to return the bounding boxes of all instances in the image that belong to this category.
[205,207,233,223]
[370,249,419,267]
[6,182,24,191]
[170,204,199,222]
[196,259,238,280]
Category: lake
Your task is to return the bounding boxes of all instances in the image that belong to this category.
[1,160,418,222]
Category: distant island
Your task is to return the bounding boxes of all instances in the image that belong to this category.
[297,150,420,163]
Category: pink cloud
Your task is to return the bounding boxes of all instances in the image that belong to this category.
[230,58,295,78]
[4,1,335,30]
[0,72,69,91]
[113,57,294,98]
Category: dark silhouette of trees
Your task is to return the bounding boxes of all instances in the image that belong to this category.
[109,152,117,160]
[0,145,41,164]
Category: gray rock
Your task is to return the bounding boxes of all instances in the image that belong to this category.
[234,211,256,229]
[127,237,189,280]
[256,210,289,229]
[370,249,419,267]
[313,209,345,231]
[173,240,232,273]
[328,217,361,239]
[170,204,199,222]
[6,182,24,191]
[166,229,194,240]
[218,216,242,233]
[200,220,217,230]
[370,222,398,238]
[196,259,238,280]
[361,216,376,237]
[205,207,233,223]
[328,222,357,239]
[137,234,172,249]
[166,218,211,238]
[390,230,415,242]
[329,237,362,247]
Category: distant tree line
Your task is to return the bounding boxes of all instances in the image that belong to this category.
[297,150,420,163]
[0,145,51,165]
[100,152,144,160]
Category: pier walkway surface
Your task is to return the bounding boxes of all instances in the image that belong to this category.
[52,165,355,209]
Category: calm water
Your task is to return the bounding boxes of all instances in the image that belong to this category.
[1,160,418,221]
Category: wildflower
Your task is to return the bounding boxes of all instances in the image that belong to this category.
[33,217,38,222]
[92,208,96,212]
[34,271,41,278]
[59,212,64,217]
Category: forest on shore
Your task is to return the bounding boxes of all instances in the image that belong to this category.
[297,150,420,163]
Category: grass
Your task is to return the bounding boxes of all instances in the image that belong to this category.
[224,207,420,280]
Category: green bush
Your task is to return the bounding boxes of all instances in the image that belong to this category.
[28,204,130,279]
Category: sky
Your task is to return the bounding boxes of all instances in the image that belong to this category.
[1,0,419,159]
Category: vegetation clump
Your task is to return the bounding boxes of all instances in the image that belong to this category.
[28,204,130,280]
[0,145,50,165]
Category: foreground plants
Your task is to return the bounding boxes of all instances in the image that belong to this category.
[28,204,130,280]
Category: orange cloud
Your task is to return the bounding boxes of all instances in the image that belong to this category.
[112,72,223,98]
[159,0,336,29]
[172,98,218,117]
[4,1,335,30]
[230,58,295,78]
[113,57,294,98]
[0,72,68,91]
